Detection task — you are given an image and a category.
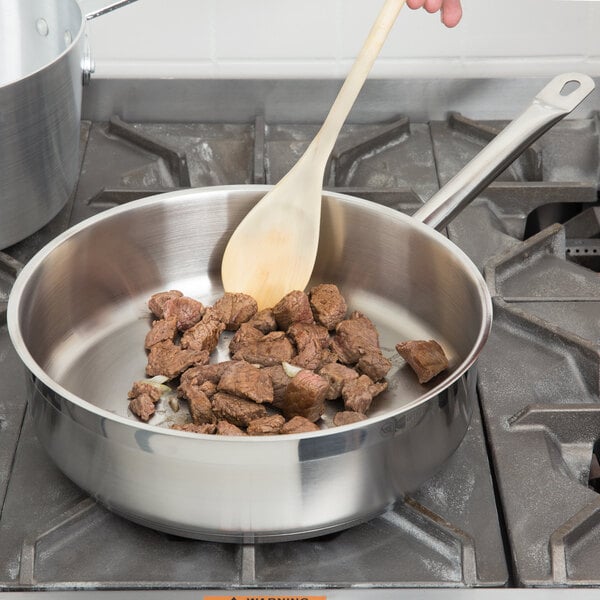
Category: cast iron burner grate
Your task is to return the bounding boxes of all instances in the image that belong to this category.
[0,114,509,591]
[2,107,600,591]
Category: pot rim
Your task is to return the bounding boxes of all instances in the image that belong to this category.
[0,0,86,89]
[7,184,493,442]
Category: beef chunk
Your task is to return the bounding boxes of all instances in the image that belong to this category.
[232,330,295,366]
[179,361,234,388]
[146,340,209,379]
[342,374,387,414]
[144,317,178,349]
[229,322,264,355]
[318,362,359,400]
[247,414,286,436]
[148,290,183,319]
[262,364,292,409]
[179,379,215,424]
[129,394,156,422]
[333,411,368,426]
[127,380,165,423]
[309,284,347,330]
[272,290,314,330]
[247,308,277,333]
[180,308,226,353]
[280,416,320,434]
[281,369,328,422]
[212,392,268,427]
[198,380,217,398]
[171,422,216,434]
[330,311,381,365]
[217,360,274,404]
[163,296,205,331]
[216,420,248,436]
[357,350,392,381]
[287,322,332,371]
[212,292,258,331]
[395,340,449,384]
[127,380,163,403]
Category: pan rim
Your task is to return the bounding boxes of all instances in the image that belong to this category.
[7,184,492,442]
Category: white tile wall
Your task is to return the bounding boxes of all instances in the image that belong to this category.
[87,0,600,79]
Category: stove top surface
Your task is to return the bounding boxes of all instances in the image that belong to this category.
[1,78,600,594]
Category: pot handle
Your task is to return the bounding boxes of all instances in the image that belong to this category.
[78,0,138,20]
[413,72,596,231]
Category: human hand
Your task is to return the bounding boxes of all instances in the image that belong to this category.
[406,0,463,28]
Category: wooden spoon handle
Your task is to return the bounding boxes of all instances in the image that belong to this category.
[310,0,407,166]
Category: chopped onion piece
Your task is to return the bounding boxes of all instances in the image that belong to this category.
[282,361,302,378]
[137,375,171,395]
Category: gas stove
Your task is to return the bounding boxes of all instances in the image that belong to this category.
[1,77,599,598]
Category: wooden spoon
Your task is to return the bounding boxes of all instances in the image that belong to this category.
[221,0,407,309]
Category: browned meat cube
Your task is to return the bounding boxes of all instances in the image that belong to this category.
[281,369,328,422]
[309,284,347,330]
[217,360,274,404]
[342,374,387,414]
[148,290,183,319]
[171,422,216,434]
[127,380,163,403]
[198,380,217,397]
[287,322,331,371]
[212,292,258,331]
[318,362,359,400]
[163,296,205,331]
[180,308,226,353]
[330,311,381,365]
[395,340,449,384]
[229,322,264,355]
[216,420,248,436]
[146,340,209,379]
[357,350,392,382]
[247,414,286,436]
[247,308,277,333]
[129,394,156,422]
[212,392,268,427]
[179,361,234,389]
[272,290,314,330]
[280,416,320,434]
[232,331,295,366]
[144,317,178,349]
[179,379,215,425]
[333,411,368,426]
[262,364,292,409]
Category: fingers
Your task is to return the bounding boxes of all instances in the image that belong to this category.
[423,0,443,14]
[406,0,463,27]
[406,0,443,13]
[440,0,462,27]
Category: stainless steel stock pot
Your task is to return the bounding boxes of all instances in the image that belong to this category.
[0,0,137,249]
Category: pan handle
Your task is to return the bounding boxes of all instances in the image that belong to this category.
[78,0,138,20]
[413,72,596,231]
[78,0,139,84]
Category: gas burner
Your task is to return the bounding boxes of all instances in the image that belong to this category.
[2,84,600,592]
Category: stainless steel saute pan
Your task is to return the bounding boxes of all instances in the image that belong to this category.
[0,0,137,250]
[7,73,594,542]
